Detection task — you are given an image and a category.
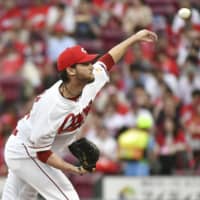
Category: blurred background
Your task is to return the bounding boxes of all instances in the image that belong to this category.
[0,0,199,199]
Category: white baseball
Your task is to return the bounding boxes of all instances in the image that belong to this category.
[178,8,191,19]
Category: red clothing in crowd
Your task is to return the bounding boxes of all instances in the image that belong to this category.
[156,130,186,149]
[186,114,200,139]
[0,7,22,31]
[25,4,49,29]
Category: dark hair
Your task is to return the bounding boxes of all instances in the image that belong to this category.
[59,70,69,83]
[58,64,76,83]
[192,89,200,97]
[134,83,145,90]
[130,63,143,72]
[57,3,66,10]
[186,54,199,65]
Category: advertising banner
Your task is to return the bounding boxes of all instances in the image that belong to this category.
[102,176,200,200]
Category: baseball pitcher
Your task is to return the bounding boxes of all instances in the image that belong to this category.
[2,29,157,200]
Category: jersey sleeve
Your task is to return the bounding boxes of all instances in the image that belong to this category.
[81,53,115,103]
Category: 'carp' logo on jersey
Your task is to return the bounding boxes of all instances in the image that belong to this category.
[57,101,92,134]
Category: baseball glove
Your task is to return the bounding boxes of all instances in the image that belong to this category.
[68,138,100,172]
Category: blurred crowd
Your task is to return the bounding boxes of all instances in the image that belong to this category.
[0,0,200,189]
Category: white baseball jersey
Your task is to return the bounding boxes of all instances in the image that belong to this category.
[5,60,109,160]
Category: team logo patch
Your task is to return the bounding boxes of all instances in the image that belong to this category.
[81,48,87,54]
[57,100,92,134]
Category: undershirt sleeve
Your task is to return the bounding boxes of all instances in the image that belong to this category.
[98,53,115,71]
[37,150,53,163]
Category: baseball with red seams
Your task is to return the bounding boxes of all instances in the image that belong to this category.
[178,8,191,19]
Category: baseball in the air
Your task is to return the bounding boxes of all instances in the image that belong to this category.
[178,8,191,19]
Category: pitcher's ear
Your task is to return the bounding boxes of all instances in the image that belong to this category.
[66,67,76,76]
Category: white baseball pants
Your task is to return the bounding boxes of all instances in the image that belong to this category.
[2,154,79,200]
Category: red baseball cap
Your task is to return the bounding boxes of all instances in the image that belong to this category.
[57,45,98,71]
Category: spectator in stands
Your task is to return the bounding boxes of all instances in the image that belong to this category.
[0,0,22,31]
[178,56,200,104]
[46,2,76,34]
[126,63,146,93]
[156,50,179,77]
[24,30,46,67]
[154,87,180,127]
[118,112,157,176]
[183,89,200,173]
[142,67,160,101]
[124,45,157,98]
[123,0,153,36]
[152,67,179,98]
[24,0,49,31]
[0,41,24,76]
[102,85,135,136]
[153,82,180,123]
[129,84,153,116]
[177,28,200,67]
[75,0,100,40]
[172,0,200,34]
[181,89,200,126]
[47,24,77,62]
[22,63,41,90]
[156,117,188,175]
[102,0,127,19]
[100,15,124,51]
